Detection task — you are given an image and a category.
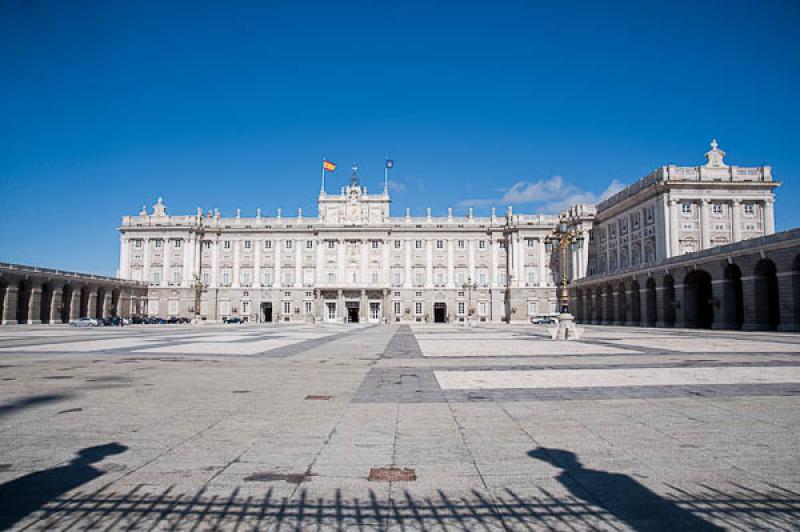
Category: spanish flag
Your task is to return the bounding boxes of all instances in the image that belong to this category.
[323,160,336,172]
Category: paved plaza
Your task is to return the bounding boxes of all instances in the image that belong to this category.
[0,324,799,530]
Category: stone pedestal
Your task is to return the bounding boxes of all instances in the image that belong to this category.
[549,313,583,341]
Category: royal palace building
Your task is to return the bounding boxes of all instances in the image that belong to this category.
[117,141,778,324]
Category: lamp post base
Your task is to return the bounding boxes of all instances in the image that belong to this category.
[549,312,583,341]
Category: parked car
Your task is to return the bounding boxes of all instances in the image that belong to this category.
[109,316,125,326]
[70,317,99,327]
[531,316,557,325]
[224,317,243,324]
[130,315,144,324]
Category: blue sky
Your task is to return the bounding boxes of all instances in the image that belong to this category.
[2,0,799,276]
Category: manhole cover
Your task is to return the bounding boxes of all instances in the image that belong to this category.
[368,467,416,482]
[305,395,332,400]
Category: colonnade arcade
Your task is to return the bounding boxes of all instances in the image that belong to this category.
[571,231,800,332]
[0,264,148,325]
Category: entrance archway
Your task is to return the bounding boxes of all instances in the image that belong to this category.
[346,301,360,323]
[96,287,107,319]
[662,275,676,327]
[604,284,614,324]
[645,278,657,326]
[261,302,273,322]
[630,280,641,325]
[684,270,713,329]
[616,282,627,324]
[40,283,54,324]
[721,264,743,329]
[753,259,780,330]
[433,302,447,323]
[61,284,74,323]
[16,281,31,324]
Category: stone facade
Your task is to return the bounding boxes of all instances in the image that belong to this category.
[0,263,147,324]
[583,141,778,277]
[119,168,565,324]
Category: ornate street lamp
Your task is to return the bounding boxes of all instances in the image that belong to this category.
[544,218,584,315]
[462,276,476,326]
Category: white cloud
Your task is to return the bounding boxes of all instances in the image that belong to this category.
[459,176,625,214]
[387,179,406,192]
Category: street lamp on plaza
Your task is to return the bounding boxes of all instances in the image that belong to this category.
[544,219,584,315]
[462,276,476,326]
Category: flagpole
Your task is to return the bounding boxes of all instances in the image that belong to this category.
[321,157,325,195]
[384,158,389,194]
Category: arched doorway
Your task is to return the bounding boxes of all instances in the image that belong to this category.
[80,286,91,318]
[40,283,54,324]
[630,280,641,325]
[616,282,627,324]
[604,284,614,325]
[61,284,74,323]
[111,288,121,317]
[16,281,31,324]
[96,287,107,319]
[753,259,780,330]
[684,270,713,329]
[721,264,743,329]
[662,275,676,327]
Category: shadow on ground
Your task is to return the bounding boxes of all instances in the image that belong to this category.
[1,444,798,529]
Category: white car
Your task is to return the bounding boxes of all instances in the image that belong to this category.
[70,317,99,327]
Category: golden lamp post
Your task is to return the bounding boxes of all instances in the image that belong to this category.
[544,218,584,315]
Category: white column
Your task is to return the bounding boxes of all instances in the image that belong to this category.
[731,199,742,242]
[253,238,261,288]
[161,240,169,287]
[316,237,325,285]
[468,239,476,282]
[763,198,775,235]
[627,215,633,268]
[490,238,498,288]
[273,238,282,288]
[119,236,130,279]
[360,239,368,286]
[404,238,412,288]
[669,200,679,258]
[232,239,240,288]
[142,237,150,284]
[425,239,433,288]
[700,199,711,250]
[182,236,192,286]
[337,239,345,285]
[294,238,302,288]
[446,239,455,288]
[515,233,523,287]
[537,237,546,287]
[382,238,390,285]
[211,240,218,287]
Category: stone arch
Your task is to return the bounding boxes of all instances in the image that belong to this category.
[684,269,713,329]
[644,278,657,326]
[662,275,676,327]
[16,280,31,324]
[40,283,54,324]
[604,284,614,325]
[111,288,121,317]
[616,282,627,325]
[80,285,92,318]
[752,259,780,330]
[630,279,641,325]
[61,284,74,323]
[594,287,602,324]
[720,263,743,330]
[96,287,107,319]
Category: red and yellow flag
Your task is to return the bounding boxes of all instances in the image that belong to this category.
[323,160,336,172]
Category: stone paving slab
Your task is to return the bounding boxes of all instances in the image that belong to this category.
[0,323,798,530]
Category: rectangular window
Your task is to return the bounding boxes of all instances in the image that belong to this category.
[744,203,755,215]
[152,270,161,285]
[134,240,143,249]
[327,240,336,249]
[168,300,178,316]
[394,240,401,249]
[148,300,159,315]
[436,240,443,249]
[285,240,292,249]
[681,203,692,214]
[304,301,312,314]
[479,240,486,249]
[244,240,252,249]
[435,271,445,286]
[371,271,379,284]
[304,269,314,286]
[415,302,423,315]
[241,269,252,286]
[478,272,487,287]
[242,300,250,315]
[262,271,272,286]
[154,239,162,248]
[458,302,465,315]
[371,241,379,249]
[457,240,465,249]
[392,271,402,286]
[714,223,725,231]
[219,301,230,316]
[478,302,486,316]
[712,204,723,215]
[328,272,336,284]
[527,238,534,248]
[306,240,313,249]
[223,240,231,249]
[171,269,181,285]
[174,240,182,248]
[202,272,211,285]
[527,270,537,286]
[499,272,507,286]
[499,240,506,249]
[283,301,292,315]
[456,271,465,286]
[283,271,294,285]
[264,240,272,249]
[393,301,401,315]
[414,271,424,287]
[221,269,231,286]
[415,240,423,249]
[528,301,538,316]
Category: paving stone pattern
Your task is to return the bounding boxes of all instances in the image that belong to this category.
[0,322,798,530]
